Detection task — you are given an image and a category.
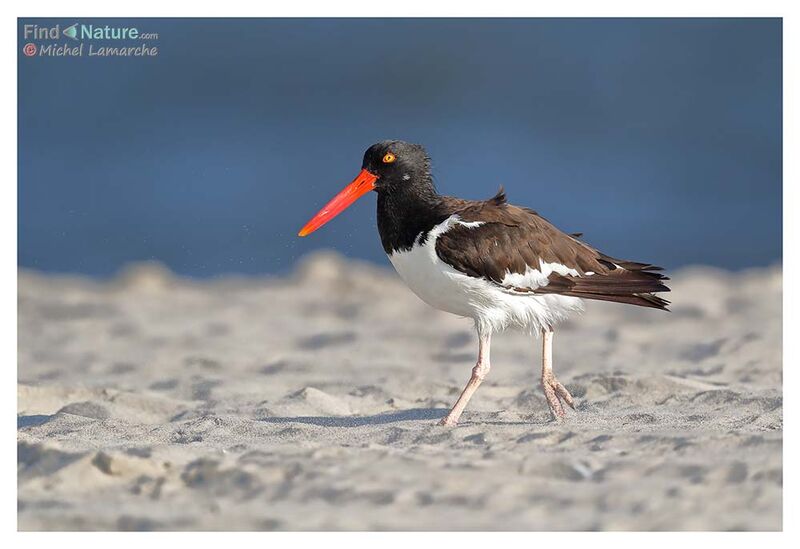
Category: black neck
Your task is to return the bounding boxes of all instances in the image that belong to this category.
[376,177,449,254]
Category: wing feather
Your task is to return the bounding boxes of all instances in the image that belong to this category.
[435,190,670,310]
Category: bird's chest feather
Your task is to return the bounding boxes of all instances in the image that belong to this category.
[386,217,489,317]
[387,242,476,317]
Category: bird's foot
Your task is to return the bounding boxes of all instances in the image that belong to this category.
[541,371,575,419]
[438,415,458,427]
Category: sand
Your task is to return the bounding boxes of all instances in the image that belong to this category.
[17,252,782,530]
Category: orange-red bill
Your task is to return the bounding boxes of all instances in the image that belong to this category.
[298,169,378,237]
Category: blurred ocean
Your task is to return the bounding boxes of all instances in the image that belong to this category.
[18,18,781,277]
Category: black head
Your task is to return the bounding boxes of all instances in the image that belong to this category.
[298,139,438,238]
[361,140,433,193]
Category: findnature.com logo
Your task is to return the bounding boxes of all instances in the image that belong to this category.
[22,22,159,57]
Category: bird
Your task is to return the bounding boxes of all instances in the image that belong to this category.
[298,140,670,425]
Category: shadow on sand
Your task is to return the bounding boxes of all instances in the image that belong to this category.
[17,415,52,429]
[259,407,448,427]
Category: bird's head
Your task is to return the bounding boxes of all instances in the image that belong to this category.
[362,140,431,190]
[298,140,432,237]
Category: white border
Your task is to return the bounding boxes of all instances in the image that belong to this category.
[6,0,793,546]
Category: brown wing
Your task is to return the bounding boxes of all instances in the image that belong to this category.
[435,188,671,310]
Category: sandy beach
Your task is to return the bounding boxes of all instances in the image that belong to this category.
[17,252,782,530]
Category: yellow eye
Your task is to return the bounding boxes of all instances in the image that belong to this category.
[382,152,396,164]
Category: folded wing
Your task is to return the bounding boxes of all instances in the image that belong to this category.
[435,189,671,310]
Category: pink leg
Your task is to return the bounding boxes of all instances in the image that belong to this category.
[439,330,491,426]
[541,328,575,419]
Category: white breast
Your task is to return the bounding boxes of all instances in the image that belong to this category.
[387,215,584,335]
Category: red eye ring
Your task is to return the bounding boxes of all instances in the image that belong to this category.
[382,152,396,164]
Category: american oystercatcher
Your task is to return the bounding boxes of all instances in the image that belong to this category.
[298,140,670,425]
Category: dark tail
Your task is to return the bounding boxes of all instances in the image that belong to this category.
[535,257,671,311]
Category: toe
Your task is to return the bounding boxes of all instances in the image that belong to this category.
[542,383,564,418]
[550,401,566,419]
[554,381,575,409]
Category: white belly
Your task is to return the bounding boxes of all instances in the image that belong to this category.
[387,216,584,335]
[388,242,477,318]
